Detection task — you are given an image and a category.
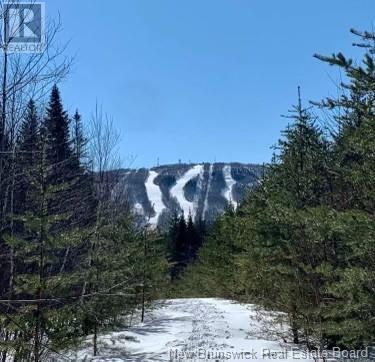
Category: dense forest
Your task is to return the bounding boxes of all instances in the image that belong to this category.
[0,83,171,360]
[0,7,172,359]
[177,29,375,351]
[0,2,373,360]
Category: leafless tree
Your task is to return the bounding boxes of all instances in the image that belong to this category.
[0,0,73,225]
[0,2,72,360]
[88,103,121,202]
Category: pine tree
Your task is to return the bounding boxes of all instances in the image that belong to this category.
[2,138,84,361]
[72,110,86,165]
[43,85,72,185]
[167,213,188,279]
[238,93,334,345]
[79,215,168,356]
[186,214,204,261]
[70,109,96,227]
[166,212,207,282]
[311,28,375,348]
[270,87,331,208]
[314,29,375,214]
[176,27,375,352]
[42,87,95,227]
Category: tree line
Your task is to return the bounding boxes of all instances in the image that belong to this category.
[0,81,169,361]
[0,5,171,360]
[165,213,206,280]
[178,28,375,351]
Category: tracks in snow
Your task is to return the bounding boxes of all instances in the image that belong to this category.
[65,298,312,362]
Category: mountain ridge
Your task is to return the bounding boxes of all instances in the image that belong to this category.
[113,162,264,228]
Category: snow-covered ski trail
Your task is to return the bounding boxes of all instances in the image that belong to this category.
[202,164,214,219]
[222,165,237,209]
[170,164,204,219]
[145,170,165,225]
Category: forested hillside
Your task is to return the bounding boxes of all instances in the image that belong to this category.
[113,162,262,228]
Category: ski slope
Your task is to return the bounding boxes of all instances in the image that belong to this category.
[145,170,165,225]
[222,165,238,209]
[203,163,214,218]
[170,164,204,219]
[65,298,314,361]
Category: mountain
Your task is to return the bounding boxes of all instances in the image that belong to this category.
[113,162,263,228]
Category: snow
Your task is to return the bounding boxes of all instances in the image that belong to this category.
[203,164,213,218]
[64,298,315,361]
[133,202,144,215]
[170,164,204,219]
[222,165,237,209]
[145,170,165,225]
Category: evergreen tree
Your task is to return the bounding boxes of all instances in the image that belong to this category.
[70,109,96,228]
[170,214,187,279]
[186,214,204,261]
[72,110,86,164]
[181,30,375,350]
[2,138,84,361]
[314,29,375,214]
[43,86,95,227]
[167,212,207,281]
[80,215,168,356]
[43,85,72,185]
[270,87,331,208]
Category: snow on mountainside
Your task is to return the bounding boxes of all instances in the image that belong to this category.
[170,164,204,220]
[222,165,238,209]
[145,170,166,225]
[114,162,263,228]
[63,298,315,361]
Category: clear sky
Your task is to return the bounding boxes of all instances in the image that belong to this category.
[45,0,374,168]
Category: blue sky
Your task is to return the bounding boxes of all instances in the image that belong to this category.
[46,0,374,168]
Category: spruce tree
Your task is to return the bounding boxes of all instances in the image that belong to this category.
[2,137,84,361]
[271,87,331,208]
[72,110,86,164]
[70,109,96,227]
[312,28,375,348]
[169,214,188,279]
[314,29,375,214]
[43,85,72,185]
[79,215,168,356]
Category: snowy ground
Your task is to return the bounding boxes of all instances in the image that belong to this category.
[64,298,315,362]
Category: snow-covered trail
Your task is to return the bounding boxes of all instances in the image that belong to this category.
[222,165,237,209]
[202,164,213,218]
[170,165,204,219]
[145,170,165,225]
[67,298,314,361]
